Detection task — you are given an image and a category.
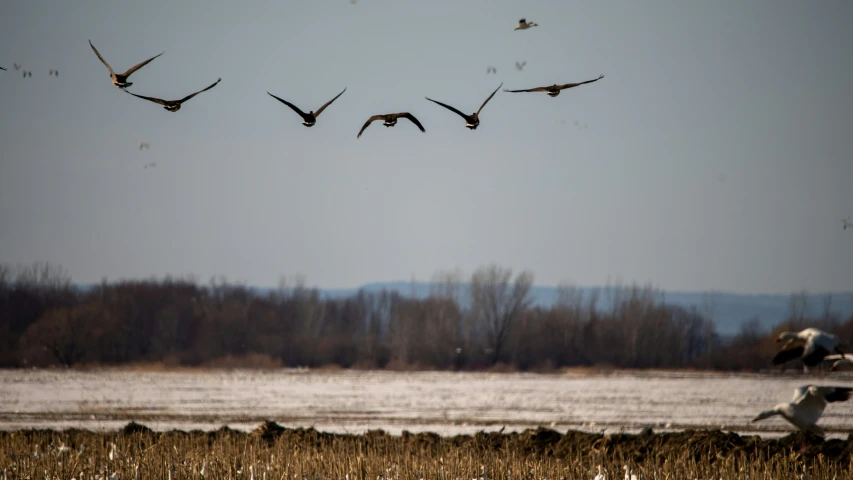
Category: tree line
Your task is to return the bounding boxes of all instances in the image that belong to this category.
[1,262,851,371]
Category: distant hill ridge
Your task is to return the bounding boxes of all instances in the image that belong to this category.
[319,282,853,336]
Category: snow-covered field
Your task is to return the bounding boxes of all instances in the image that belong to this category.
[1,369,851,437]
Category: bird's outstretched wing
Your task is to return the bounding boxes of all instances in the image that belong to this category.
[477,82,503,114]
[0,66,5,71]
[503,85,550,93]
[425,97,468,121]
[772,340,804,365]
[557,74,605,90]
[816,386,852,403]
[124,90,169,106]
[398,112,425,132]
[268,92,309,119]
[178,78,221,104]
[314,87,347,117]
[357,115,384,138]
[89,40,115,74]
[120,50,165,77]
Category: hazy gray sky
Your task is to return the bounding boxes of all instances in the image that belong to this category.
[1,0,852,294]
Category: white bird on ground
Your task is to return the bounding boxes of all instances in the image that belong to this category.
[622,465,638,480]
[752,385,852,440]
[593,465,606,480]
[514,18,538,30]
[772,328,847,368]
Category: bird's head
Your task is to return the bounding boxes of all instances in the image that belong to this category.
[776,332,797,343]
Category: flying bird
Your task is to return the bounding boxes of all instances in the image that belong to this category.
[752,385,851,439]
[514,19,538,30]
[504,74,604,97]
[49,69,59,77]
[486,66,497,74]
[139,142,150,151]
[123,78,221,112]
[772,328,847,369]
[821,354,852,371]
[843,216,852,230]
[425,83,502,130]
[515,61,526,72]
[13,64,21,71]
[22,70,32,78]
[89,39,163,89]
[357,112,425,138]
[0,66,5,71]
[267,87,347,127]
[143,162,157,169]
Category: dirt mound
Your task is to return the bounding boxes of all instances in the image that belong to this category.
[4,423,852,464]
[120,421,153,436]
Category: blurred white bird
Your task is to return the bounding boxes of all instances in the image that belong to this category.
[772,328,847,369]
[752,385,852,437]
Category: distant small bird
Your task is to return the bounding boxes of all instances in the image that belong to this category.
[772,328,847,368]
[504,74,604,97]
[0,66,5,71]
[89,39,164,89]
[139,142,150,150]
[267,87,347,127]
[486,66,497,74]
[843,216,852,230]
[143,162,157,169]
[22,70,32,78]
[515,61,526,72]
[514,18,538,30]
[357,112,425,138]
[13,63,21,71]
[49,69,59,76]
[752,385,851,438]
[123,78,221,112]
[424,82,502,130]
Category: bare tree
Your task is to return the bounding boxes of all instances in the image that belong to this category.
[470,265,534,364]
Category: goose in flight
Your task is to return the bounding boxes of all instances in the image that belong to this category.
[822,354,853,371]
[504,74,604,97]
[89,40,163,89]
[752,385,851,439]
[123,78,221,112]
[267,87,347,127]
[357,112,425,138]
[425,83,502,130]
[843,216,852,230]
[514,19,538,30]
[772,328,847,368]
